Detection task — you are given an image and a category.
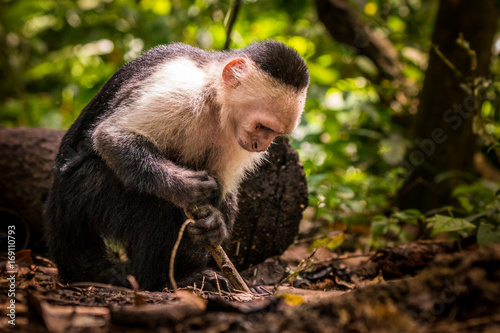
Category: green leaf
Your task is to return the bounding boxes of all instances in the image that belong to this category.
[370,215,389,237]
[370,215,401,238]
[308,63,339,85]
[392,209,425,225]
[487,142,500,154]
[457,196,474,213]
[431,214,476,236]
[477,223,500,246]
[355,56,379,78]
[308,233,345,252]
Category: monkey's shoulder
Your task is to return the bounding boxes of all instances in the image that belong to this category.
[125,43,213,71]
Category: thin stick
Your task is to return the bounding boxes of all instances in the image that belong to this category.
[184,208,251,293]
[213,271,222,297]
[431,43,463,78]
[207,243,251,292]
[169,218,195,291]
[201,275,205,291]
[127,275,146,306]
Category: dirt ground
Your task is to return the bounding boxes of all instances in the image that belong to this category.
[1,242,500,332]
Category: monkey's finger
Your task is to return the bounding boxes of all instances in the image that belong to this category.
[187,225,225,245]
[185,170,212,182]
[184,174,217,191]
[197,175,218,189]
[187,213,227,246]
[198,180,218,193]
[186,205,213,219]
[189,217,221,232]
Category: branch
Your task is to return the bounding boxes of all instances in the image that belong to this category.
[183,208,251,293]
[315,0,402,81]
[224,0,242,50]
[207,244,251,292]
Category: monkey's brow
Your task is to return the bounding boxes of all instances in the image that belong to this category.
[260,123,283,134]
[270,126,285,135]
[270,124,286,135]
[276,128,289,135]
[273,128,285,135]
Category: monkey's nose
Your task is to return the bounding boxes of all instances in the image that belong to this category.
[252,141,268,152]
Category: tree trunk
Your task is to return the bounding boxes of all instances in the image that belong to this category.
[0,127,63,252]
[0,127,307,269]
[398,0,499,211]
[227,136,309,269]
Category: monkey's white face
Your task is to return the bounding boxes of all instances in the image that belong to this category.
[235,111,284,152]
[231,92,306,153]
[221,57,307,153]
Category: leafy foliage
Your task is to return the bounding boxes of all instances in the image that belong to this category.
[431,215,476,236]
[307,233,345,252]
[370,209,425,245]
[427,185,500,246]
[1,0,500,249]
[477,223,500,247]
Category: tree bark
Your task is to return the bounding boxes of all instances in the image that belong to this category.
[0,127,63,252]
[398,0,499,211]
[0,127,307,269]
[226,136,309,269]
[315,0,402,81]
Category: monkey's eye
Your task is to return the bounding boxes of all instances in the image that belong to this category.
[257,123,274,133]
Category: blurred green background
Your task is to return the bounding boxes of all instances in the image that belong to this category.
[1,0,499,248]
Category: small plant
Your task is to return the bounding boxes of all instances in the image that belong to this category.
[429,185,500,247]
[370,209,425,245]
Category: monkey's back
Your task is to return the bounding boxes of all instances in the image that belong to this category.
[54,43,216,170]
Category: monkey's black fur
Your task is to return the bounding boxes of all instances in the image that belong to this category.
[240,40,310,91]
[45,41,308,291]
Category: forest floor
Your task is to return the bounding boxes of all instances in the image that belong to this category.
[1,240,500,332]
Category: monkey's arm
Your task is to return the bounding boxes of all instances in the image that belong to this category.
[92,122,218,209]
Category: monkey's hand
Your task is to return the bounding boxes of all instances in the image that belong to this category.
[186,205,228,246]
[169,169,219,209]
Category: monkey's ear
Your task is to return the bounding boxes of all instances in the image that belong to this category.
[222,58,246,88]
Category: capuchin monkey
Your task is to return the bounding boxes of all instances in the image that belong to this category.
[45,40,309,291]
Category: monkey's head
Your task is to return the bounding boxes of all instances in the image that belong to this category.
[219,41,309,153]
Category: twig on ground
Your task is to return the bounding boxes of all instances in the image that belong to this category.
[127,275,145,306]
[279,249,318,286]
[68,282,134,292]
[169,218,195,291]
[214,271,222,297]
[207,244,251,293]
[330,253,374,261]
[183,208,251,293]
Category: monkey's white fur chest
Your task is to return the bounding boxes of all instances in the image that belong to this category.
[111,58,264,195]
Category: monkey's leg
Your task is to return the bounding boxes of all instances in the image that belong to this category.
[46,194,127,285]
[122,203,211,291]
[46,157,134,287]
